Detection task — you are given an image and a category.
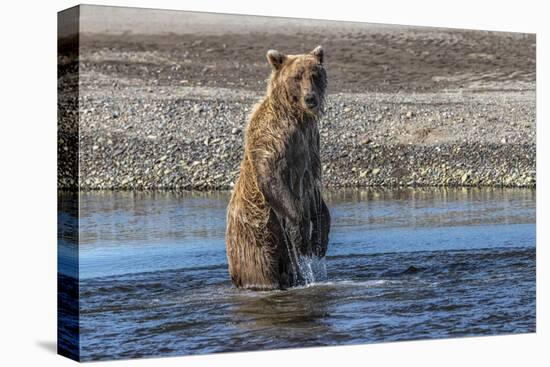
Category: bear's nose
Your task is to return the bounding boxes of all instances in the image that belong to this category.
[304,93,317,108]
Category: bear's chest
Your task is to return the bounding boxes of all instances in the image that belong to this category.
[285,125,317,167]
[284,124,320,197]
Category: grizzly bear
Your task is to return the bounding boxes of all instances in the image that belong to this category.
[225,46,331,290]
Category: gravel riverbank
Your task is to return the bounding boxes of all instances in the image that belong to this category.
[58,10,536,190]
[71,87,535,190]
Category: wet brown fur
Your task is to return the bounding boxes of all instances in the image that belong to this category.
[226,46,331,290]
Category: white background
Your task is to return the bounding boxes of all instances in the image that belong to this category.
[0,0,547,365]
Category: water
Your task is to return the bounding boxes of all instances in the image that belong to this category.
[58,188,536,361]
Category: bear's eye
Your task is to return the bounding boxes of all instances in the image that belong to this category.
[294,72,303,81]
[311,66,323,78]
[311,69,321,82]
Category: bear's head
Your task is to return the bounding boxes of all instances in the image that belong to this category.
[266,46,327,117]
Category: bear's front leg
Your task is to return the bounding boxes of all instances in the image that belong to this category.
[310,197,330,257]
[255,159,309,283]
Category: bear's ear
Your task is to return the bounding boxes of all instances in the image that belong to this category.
[266,49,286,70]
[311,45,324,64]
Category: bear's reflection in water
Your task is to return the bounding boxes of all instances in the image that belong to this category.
[228,284,336,338]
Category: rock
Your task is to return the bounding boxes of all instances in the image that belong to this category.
[371,168,381,175]
[231,127,241,135]
[461,172,470,184]
[406,111,415,119]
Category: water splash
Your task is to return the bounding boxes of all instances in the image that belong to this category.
[297,255,327,285]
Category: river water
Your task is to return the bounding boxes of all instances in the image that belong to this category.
[58,188,536,361]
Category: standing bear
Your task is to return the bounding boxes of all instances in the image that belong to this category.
[226,46,331,290]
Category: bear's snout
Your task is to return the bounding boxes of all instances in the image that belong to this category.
[304,93,318,109]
